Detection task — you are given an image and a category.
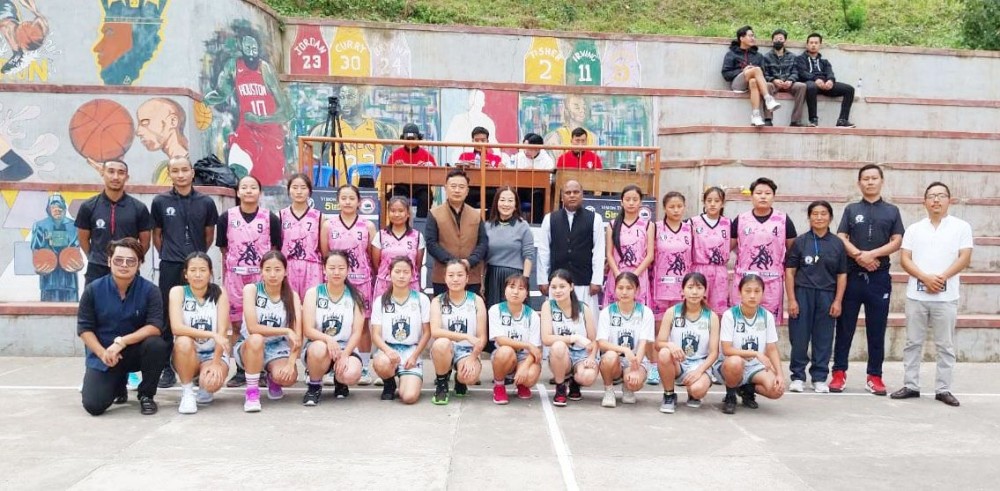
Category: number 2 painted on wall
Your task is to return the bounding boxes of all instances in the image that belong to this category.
[539,59,552,80]
[302,54,322,69]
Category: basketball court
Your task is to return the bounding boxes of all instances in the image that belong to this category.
[2,356,999,490]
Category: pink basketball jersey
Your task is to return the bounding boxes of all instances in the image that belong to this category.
[224,207,271,274]
[692,214,732,267]
[280,206,322,264]
[734,210,786,279]
[652,220,693,302]
[605,218,652,306]
[326,216,373,283]
[375,228,422,291]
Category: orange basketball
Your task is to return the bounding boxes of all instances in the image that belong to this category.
[59,247,85,272]
[32,249,58,273]
[69,99,135,162]
[194,100,213,130]
[15,19,47,51]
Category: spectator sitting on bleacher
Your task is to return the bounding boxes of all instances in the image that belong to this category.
[555,127,603,170]
[386,123,436,166]
[512,133,554,170]
[796,33,856,128]
[457,126,504,168]
[721,25,782,127]
[763,29,808,127]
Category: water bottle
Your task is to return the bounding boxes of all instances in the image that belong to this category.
[475,154,481,167]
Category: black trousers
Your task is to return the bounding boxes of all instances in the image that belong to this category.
[83,262,110,286]
[81,336,170,415]
[805,81,855,121]
[158,260,186,343]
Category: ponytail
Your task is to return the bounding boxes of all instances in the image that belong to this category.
[549,269,581,322]
[439,259,469,311]
[325,250,367,313]
[613,185,643,259]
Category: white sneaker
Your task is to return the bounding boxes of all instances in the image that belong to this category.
[178,390,198,414]
[789,380,805,392]
[359,367,373,386]
[751,110,765,127]
[322,372,336,387]
[195,388,213,405]
[764,95,782,112]
[814,381,831,393]
[127,372,141,391]
[622,388,637,404]
[601,388,617,408]
[244,389,262,413]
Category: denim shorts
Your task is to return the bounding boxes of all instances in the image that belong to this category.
[739,357,767,386]
[234,337,291,370]
[387,343,423,378]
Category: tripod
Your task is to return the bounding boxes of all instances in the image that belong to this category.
[319,95,348,188]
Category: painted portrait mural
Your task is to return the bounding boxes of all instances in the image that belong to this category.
[93,0,169,85]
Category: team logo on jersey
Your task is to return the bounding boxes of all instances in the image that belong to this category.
[384,302,396,313]
[260,312,282,327]
[255,296,267,308]
[322,314,343,335]
[508,330,521,341]
[743,226,753,236]
[611,315,622,327]
[682,332,699,356]
[672,316,685,328]
[283,221,293,229]
[96,219,106,229]
[741,337,759,352]
[441,304,452,315]
[696,226,704,234]
[501,314,512,326]
[804,255,815,265]
[735,321,747,333]
[447,318,467,334]
[552,311,563,322]
[192,317,212,332]
[557,326,573,336]
[330,231,340,239]
[237,243,262,266]
[231,219,241,227]
[855,214,865,224]
[183,299,197,311]
[617,330,635,350]
[317,298,329,309]
[392,317,410,341]
[166,207,176,217]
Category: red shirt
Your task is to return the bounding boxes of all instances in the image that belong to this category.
[556,150,603,169]
[457,150,502,168]
[386,147,436,166]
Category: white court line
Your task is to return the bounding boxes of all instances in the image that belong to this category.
[535,383,579,491]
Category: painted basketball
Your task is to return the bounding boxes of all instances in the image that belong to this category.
[194,100,213,130]
[15,19,47,51]
[32,249,58,273]
[69,99,135,162]
[59,247,85,272]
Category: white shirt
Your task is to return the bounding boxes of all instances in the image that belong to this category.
[371,291,431,345]
[720,306,778,354]
[901,215,974,302]
[597,303,654,352]
[536,209,606,286]
[488,302,541,347]
[511,150,555,170]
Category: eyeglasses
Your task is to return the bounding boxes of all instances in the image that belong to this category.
[925,193,950,201]
[111,256,138,267]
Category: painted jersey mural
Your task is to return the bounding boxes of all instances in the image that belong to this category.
[93,0,169,85]
[202,20,290,187]
[523,37,642,88]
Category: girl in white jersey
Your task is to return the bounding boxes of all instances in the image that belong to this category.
[489,274,542,405]
[719,274,785,414]
[169,252,231,414]
[542,269,598,407]
[656,272,720,414]
[597,272,655,408]
[371,256,431,404]
[235,251,302,412]
[430,260,488,405]
[301,251,366,406]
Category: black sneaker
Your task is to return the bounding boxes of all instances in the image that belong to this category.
[258,372,268,387]
[553,383,568,407]
[739,384,759,409]
[333,382,350,399]
[808,118,819,127]
[433,376,450,405]
[763,119,774,126]
[113,384,128,405]
[302,384,322,406]
[836,119,856,128]
[504,375,515,386]
[454,382,468,397]
[380,378,397,401]
[1,50,23,74]
[722,393,737,414]
[139,396,158,415]
[568,380,583,401]
[158,367,176,389]
[226,369,246,388]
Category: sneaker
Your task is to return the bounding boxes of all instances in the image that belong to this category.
[258,373,268,388]
[266,375,284,400]
[829,370,846,392]
[686,397,702,408]
[764,95,781,112]
[659,393,677,413]
[158,367,176,389]
[553,383,568,407]
[322,372,336,387]
[866,375,887,396]
[751,110,765,127]
[789,380,805,393]
[432,377,449,405]
[646,368,661,386]
[504,375,515,386]
[113,392,128,405]
[763,119,774,126]
[374,376,384,386]
[601,388,617,408]
[226,370,247,388]
[139,396,158,415]
[493,384,509,405]
[195,389,214,404]
[380,378,397,400]
[454,381,468,397]
[789,121,807,127]
[739,384,759,409]
[516,384,532,399]
[127,372,141,391]
[244,387,262,412]
[1,50,24,74]
[622,388,637,404]
[178,389,198,414]
[808,118,819,127]
[836,119,856,128]
[333,382,350,399]
[359,367,373,386]
[814,381,830,393]
[722,393,737,414]
[568,380,583,401]
[302,384,322,406]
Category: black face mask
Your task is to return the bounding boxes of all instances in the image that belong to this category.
[772,41,785,51]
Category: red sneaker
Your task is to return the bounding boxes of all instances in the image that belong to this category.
[493,383,509,405]
[829,370,846,393]
[553,384,568,407]
[866,375,887,396]
[516,384,532,399]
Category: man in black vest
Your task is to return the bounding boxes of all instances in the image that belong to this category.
[537,180,606,312]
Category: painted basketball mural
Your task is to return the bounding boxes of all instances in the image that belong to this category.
[68,99,134,162]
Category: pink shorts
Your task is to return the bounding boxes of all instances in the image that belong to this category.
[287,259,323,301]
[651,298,681,322]
[225,270,260,323]
[349,277,374,317]
[730,274,784,324]
[693,264,729,317]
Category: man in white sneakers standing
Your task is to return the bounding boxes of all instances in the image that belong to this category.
[891,182,973,407]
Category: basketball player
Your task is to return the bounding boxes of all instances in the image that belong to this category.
[308,85,396,187]
[543,94,596,149]
[429,260,488,405]
[691,187,731,316]
[281,173,323,301]
[370,256,431,404]
[372,196,425,301]
[488,274,542,404]
[203,34,291,186]
[0,0,45,74]
[597,272,654,408]
[656,272,720,413]
[541,269,599,407]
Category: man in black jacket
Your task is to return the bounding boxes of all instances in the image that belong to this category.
[763,29,807,126]
[721,25,781,127]
[796,33,856,128]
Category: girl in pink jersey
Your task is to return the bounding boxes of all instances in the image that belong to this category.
[649,192,693,385]
[320,184,378,384]
[691,187,732,316]
[372,196,425,300]
[604,185,654,307]
[281,173,323,300]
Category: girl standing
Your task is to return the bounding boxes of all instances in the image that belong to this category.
[597,272,655,408]
[429,260,488,405]
[370,257,431,404]
[542,269,598,407]
[655,272,720,413]
[372,196,425,301]
[489,274,542,404]
[649,191,693,385]
[280,173,323,301]
[691,187,732,316]
[604,185,654,307]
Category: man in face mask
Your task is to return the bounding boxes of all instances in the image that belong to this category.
[763,29,808,127]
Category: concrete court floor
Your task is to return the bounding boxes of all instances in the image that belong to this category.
[1,357,999,490]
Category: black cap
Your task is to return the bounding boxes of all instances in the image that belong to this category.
[401,123,422,139]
